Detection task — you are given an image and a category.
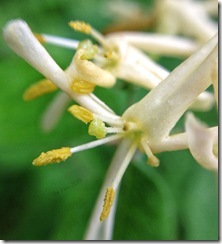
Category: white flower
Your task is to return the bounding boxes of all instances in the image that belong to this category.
[12,19,214,132]
[84,33,218,240]
[3,19,120,125]
[4,19,218,240]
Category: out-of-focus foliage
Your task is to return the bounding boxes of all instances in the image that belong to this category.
[0,0,218,240]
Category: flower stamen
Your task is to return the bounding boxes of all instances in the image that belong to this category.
[68,104,124,128]
[100,187,115,221]
[33,134,124,167]
[23,79,58,101]
[33,147,72,166]
[68,105,94,123]
[70,79,95,94]
[35,33,79,49]
[99,140,138,221]
[69,21,109,49]
[70,134,123,154]
[140,138,160,167]
[88,118,107,139]
[69,21,92,34]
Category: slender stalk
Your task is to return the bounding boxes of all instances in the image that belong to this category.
[84,138,137,240]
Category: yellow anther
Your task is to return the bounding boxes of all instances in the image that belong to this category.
[100,187,115,221]
[23,79,57,101]
[147,156,160,167]
[69,21,92,34]
[34,33,46,43]
[68,105,93,123]
[32,147,72,166]
[70,79,95,94]
[88,118,107,139]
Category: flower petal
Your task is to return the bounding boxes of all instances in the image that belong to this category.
[108,32,198,57]
[185,113,218,171]
[3,19,70,91]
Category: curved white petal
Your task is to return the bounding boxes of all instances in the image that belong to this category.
[185,113,218,171]
[3,19,71,91]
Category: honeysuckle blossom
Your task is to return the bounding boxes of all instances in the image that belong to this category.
[4,18,218,240]
[8,19,215,132]
[37,27,214,132]
[84,33,218,240]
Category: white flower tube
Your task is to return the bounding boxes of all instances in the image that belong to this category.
[4,19,71,91]
[123,34,218,142]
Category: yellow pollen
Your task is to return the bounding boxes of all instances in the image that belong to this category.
[70,79,95,94]
[100,187,115,221]
[88,118,107,139]
[23,79,58,101]
[69,21,92,34]
[34,33,46,43]
[68,105,93,123]
[32,147,72,166]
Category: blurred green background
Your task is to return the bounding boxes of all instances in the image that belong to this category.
[0,0,218,240]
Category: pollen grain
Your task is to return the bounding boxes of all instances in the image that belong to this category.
[33,147,72,166]
[23,79,57,101]
[100,187,115,221]
[68,105,93,123]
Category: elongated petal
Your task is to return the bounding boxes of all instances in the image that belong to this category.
[3,19,71,91]
[108,32,198,57]
[185,113,218,171]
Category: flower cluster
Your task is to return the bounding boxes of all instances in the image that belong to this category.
[3,0,218,240]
